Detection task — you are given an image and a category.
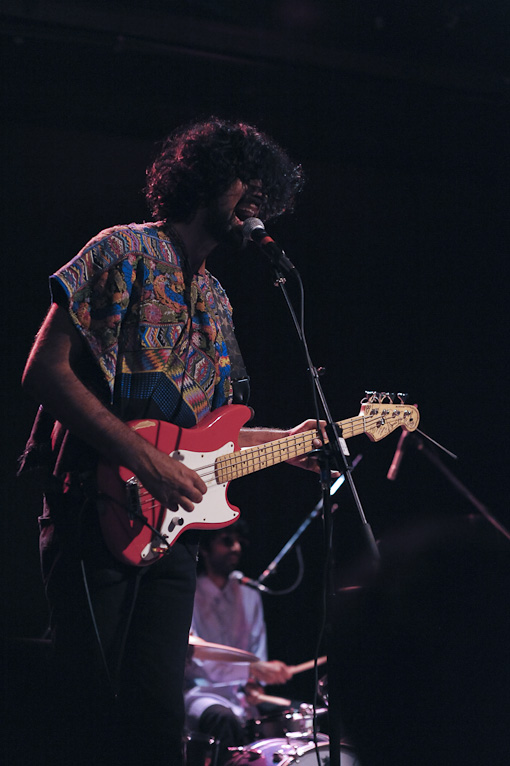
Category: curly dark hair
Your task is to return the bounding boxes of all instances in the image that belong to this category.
[145,117,304,223]
[196,517,251,575]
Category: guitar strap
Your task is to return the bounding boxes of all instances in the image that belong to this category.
[17,404,57,486]
[209,279,251,406]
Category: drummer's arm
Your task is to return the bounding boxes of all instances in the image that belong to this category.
[249,659,293,686]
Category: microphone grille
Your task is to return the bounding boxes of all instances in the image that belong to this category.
[242,217,264,241]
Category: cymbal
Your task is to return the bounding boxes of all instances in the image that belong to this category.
[189,635,258,663]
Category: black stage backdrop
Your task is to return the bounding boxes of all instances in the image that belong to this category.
[2,0,509,721]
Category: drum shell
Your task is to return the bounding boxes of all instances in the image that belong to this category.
[226,735,362,766]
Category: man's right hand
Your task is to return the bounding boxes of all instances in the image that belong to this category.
[249,659,293,686]
[134,439,207,513]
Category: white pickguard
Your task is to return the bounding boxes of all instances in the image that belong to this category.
[139,441,240,562]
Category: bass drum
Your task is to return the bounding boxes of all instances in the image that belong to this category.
[225,736,360,766]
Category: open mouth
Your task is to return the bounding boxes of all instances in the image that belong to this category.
[235,201,261,222]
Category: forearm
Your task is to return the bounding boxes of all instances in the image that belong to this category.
[238,426,288,447]
[24,308,138,469]
[23,353,155,477]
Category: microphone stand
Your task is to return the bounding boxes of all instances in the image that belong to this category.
[267,261,380,565]
[257,455,363,586]
[264,253,379,766]
[407,430,510,543]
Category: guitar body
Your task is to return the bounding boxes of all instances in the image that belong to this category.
[97,404,252,566]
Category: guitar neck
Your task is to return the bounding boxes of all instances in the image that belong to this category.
[216,415,366,483]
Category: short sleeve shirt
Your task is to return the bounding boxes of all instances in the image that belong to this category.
[50,221,234,427]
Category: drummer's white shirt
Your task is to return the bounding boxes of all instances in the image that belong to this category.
[184,573,268,725]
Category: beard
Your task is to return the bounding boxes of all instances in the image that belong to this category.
[208,553,241,579]
[204,202,245,251]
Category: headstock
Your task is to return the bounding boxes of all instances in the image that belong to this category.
[360,392,419,442]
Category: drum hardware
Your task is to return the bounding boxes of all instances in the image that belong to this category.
[281,704,328,736]
[241,654,329,739]
[317,674,328,707]
[250,702,328,742]
[185,731,219,766]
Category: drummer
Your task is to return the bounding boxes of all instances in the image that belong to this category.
[184,520,292,765]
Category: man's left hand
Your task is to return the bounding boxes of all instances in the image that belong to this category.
[285,419,340,476]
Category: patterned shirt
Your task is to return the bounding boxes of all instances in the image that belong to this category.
[51,221,234,428]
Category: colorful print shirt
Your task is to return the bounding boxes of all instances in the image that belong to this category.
[51,221,234,428]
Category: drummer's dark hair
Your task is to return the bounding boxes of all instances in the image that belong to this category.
[199,518,250,553]
[197,519,250,575]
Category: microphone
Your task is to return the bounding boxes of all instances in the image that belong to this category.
[230,570,270,593]
[387,429,410,481]
[242,218,296,273]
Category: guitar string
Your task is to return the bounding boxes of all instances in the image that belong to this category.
[133,410,417,509]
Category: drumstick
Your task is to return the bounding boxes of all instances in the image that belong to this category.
[250,691,292,707]
[288,656,327,676]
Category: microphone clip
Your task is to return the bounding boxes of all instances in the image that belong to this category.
[242,217,296,274]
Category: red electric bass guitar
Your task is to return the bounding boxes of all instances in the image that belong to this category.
[97,394,419,566]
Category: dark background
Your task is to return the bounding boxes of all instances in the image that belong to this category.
[2,0,510,711]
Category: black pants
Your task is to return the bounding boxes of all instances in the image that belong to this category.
[40,510,197,766]
[196,704,245,766]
